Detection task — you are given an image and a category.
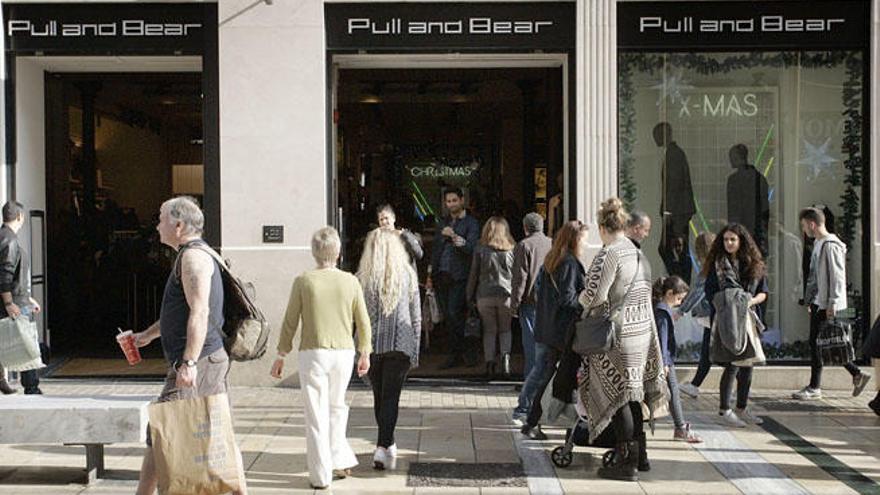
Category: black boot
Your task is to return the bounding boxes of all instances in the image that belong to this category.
[501,353,511,377]
[597,441,638,482]
[635,432,650,472]
[0,379,17,395]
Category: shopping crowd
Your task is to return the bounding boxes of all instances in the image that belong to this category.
[264,187,879,488]
[1,187,876,492]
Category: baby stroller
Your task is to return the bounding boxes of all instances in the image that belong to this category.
[550,415,617,468]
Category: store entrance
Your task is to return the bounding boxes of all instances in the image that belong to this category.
[335,65,565,378]
[43,71,204,375]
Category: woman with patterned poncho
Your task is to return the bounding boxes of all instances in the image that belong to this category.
[577,198,668,482]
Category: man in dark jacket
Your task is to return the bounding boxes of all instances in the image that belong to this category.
[654,122,696,283]
[726,144,769,255]
[429,187,480,368]
[511,213,552,387]
[0,201,43,394]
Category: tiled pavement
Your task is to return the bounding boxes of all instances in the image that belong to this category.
[0,379,878,494]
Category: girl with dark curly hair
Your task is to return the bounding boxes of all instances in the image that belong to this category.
[703,223,769,428]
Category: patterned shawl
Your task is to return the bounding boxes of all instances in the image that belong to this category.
[577,237,669,442]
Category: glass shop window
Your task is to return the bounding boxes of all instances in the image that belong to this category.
[617,51,866,359]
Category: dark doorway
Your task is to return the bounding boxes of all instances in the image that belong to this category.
[335,67,564,378]
[45,73,203,362]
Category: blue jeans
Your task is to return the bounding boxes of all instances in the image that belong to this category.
[666,362,686,430]
[518,304,537,379]
[514,342,555,417]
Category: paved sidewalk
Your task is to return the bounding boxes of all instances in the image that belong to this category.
[0,379,878,494]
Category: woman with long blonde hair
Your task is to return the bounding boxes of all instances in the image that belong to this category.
[467,216,515,378]
[356,228,421,471]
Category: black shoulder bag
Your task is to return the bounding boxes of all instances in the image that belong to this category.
[571,253,640,356]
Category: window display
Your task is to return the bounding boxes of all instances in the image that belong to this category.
[618,51,866,358]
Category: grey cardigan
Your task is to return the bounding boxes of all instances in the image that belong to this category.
[804,234,847,312]
[364,272,422,367]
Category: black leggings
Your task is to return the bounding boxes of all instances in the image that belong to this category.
[369,352,411,448]
[719,364,752,411]
[613,401,644,443]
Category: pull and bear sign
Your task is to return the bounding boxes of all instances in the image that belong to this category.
[6,19,201,38]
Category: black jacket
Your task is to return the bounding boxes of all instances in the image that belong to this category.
[535,253,585,351]
[0,225,30,317]
[430,213,480,282]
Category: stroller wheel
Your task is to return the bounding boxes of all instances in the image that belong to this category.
[551,446,573,468]
[602,449,616,468]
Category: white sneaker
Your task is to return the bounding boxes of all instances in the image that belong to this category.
[679,382,700,398]
[719,409,746,428]
[735,407,764,426]
[792,387,822,400]
[373,447,387,470]
[386,444,398,470]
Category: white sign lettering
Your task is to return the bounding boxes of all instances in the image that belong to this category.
[347,17,553,36]
[7,19,202,38]
[674,93,759,119]
[639,15,844,34]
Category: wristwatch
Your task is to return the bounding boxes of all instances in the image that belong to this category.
[180,359,197,369]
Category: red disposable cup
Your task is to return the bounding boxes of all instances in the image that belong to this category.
[116,330,142,365]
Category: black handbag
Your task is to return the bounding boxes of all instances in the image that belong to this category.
[818,317,856,366]
[571,254,640,356]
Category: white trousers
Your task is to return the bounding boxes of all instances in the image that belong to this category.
[298,349,358,486]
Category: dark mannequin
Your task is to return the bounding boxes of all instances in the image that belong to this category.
[654,122,695,283]
[726,144,770,256]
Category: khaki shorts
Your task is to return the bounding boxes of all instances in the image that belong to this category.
[146,347,230,446]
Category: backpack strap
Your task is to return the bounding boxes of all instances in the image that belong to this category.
[174,241,229,281]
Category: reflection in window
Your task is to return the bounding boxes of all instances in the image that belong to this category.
[618,51,865,359]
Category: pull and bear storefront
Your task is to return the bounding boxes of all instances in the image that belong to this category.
[1,0,876,384]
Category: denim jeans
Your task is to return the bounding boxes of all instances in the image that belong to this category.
[518,304,537,379]
[523,344,562,427]
[666,362,686,429]
[514,342,552,416]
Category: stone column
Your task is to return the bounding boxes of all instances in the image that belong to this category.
[577,0,618,248]
[871,0,880,319]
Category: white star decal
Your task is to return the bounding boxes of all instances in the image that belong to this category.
[796,138,838,180]
[651,71,695,106]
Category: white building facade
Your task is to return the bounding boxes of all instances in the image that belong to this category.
[1,0,878,385]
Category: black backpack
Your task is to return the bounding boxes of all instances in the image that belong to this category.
[176,243,271,361]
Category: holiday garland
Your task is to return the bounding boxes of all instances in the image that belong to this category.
[618,50,863,247]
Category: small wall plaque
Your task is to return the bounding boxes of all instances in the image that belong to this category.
[263,225,283,243]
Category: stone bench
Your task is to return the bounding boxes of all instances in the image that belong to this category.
[0,395,151,483]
